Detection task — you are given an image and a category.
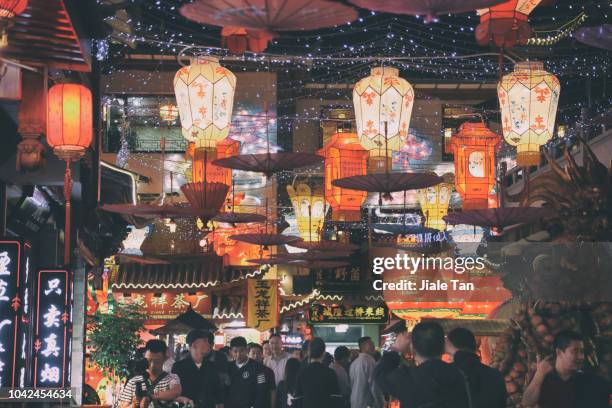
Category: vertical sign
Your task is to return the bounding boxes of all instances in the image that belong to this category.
[0,240,31,388]
[247,279,278,332]
[32,270,71,388]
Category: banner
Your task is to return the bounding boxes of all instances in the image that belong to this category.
[32,270,71,388]
[0,240,31,388]
[309,303,389,324]
[247,279,278,332]
[113,292,211,323]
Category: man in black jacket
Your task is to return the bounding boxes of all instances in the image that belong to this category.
[446,327,507,408]
[374,321,470,408]
[295,337,341,408]
[172,330,223,408]
[227,336,270,408]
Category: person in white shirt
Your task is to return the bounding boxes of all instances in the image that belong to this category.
[264,334,292,386]
[349,336,384,408]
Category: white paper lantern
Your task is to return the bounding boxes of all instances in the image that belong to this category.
[174,57,237,149]
[498,61,560,166]
[353,67,414,172]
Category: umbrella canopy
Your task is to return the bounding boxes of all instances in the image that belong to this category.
[332,172,442,195]
[213,152,323,176]
[212,212,268,223]
[180,182,229,220]
[288,241,360,252]
[181,0,358,32]
[150,305,217,335]
[100,203,208,219]
[444,207,557,229]
[372,224,441,235]
[350,0,506,22]
[229,233,302,246]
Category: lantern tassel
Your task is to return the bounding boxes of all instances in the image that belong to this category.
[63,160,73,265]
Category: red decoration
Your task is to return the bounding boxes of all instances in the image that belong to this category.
[213,152,323,176]
[189,138,240,185]
[221,27,274,54]
[47,83,93,265]
[180,182,230,221]
[0,0,27,18]
[318,132,369,222]
[475,0,542,49]
[450,122,501,210]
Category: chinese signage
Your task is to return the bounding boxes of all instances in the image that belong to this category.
[247,279,278,332]
[32,270,71,388]
[0,240,31,388]
[113,292,211,323]
[309,303,389,324]
[314,264,362,292]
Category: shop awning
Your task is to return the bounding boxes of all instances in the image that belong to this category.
[112,255,223,291]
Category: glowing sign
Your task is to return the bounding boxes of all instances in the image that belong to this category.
[33,270,71,388]
[0,241,31,388]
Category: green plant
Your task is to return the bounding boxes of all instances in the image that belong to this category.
[87,299,145,406]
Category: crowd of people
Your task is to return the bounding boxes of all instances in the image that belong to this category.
[118,322,610,408]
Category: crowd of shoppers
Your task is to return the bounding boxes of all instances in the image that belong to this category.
[118,323,609,408]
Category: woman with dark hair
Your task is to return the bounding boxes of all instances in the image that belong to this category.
[276,358,301,408]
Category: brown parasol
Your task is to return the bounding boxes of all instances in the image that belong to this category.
[212,212,267,224]
[332,172,442,200]
[229,232,302,247]
[180,182,230,221]
[150,305,217,335]
[350,0,506,22]
[213,152,324,176]
[288,241,360,252]
[443,207,557,229]
[100,203,208,219]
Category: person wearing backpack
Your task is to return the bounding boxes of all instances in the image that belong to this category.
[374,321,471,408]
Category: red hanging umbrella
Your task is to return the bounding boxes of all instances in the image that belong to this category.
[180,0,357,33]
[349,0,506,22]
[332,172,442,199]
[229,233,302,247]
[180,182,229,220]
[212,212,268,224]
[100,203,208,219]
[288,241,360,252]
[443,207,557,229]
[213,152,323,176]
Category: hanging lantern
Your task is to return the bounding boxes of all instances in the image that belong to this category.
[221,27,274,54]
[417,173,454,231]
[207,224,264,266]
[47,83,93,265]
[318,132,369,222]
[498,61,560,166]
[0,0,27,47]
[353,67,414,173]
[287,181,327,242]
[159,104,179,123]
[188,137,240,185]
[450,122,501,210]
[174,56,236,149]
[476,0,542,48]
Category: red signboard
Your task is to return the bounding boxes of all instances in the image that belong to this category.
[0,240,31,388]
[32,270,71,388]
[113,292,212,324]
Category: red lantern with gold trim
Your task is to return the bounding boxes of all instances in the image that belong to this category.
[450,122,500,210]
[188,137,240,186]
[475,0,541,49]
[47,83,93,265]
[318,132,369,222]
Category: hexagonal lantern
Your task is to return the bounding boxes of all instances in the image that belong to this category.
[498,61,560,166]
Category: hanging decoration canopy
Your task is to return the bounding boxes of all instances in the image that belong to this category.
[318,132,369,222]
[287,180,327,242]
[213,152,323,176]
[417,173,454,231]
[187,137,240,185]
[476,0,542,48]
[180,182,230,221]
[100,203,210,219]
[174,56,236,149]
[332,172,442,200]
[443,207,557,229]
[353,67,414,173]
[498,61,560,166]
[207,223,265,266]
[180,0,358,52]
[575,24,612,51]
[212,212,267,224]
[229,232,302,247]
[450,122,501,210]
[349,0,506,23]
[221,27,275,54]
[288,241,359,252]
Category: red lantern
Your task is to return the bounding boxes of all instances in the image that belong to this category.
[318,132,368,222]
[190,137,240,185]
[47,83,93,265]
[450,122,500,210]
[475,0,541,49]
[221,27,274,54]
[0,0,27,18]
